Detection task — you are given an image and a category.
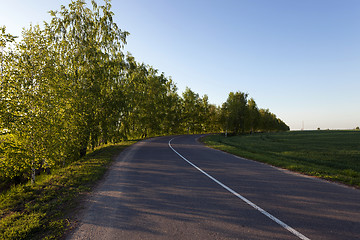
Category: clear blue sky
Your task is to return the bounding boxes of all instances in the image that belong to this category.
[1,0,360,130]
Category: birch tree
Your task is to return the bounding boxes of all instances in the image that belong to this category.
[48,0,128,155]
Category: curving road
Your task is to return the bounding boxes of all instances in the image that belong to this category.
[68,135,360,240]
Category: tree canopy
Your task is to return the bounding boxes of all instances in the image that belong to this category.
[0,0,289,185]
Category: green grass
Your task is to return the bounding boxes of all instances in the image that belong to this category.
[202,131,360,187]
[0,141,135,240]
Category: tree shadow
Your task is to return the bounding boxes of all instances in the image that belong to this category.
[69,135,360,240]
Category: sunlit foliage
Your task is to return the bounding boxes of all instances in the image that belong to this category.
[0,0,288,186]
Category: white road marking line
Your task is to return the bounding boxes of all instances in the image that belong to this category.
[169,137,310,240]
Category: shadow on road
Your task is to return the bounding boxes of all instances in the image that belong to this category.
[69,136,360,240]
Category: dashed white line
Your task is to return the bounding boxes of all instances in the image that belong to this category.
[169,137,310,240]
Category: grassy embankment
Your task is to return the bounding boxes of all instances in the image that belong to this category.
[0,141,135,240]
[203,130,360,187]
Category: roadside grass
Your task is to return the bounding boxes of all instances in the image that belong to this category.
[0,141,135,240]
[202,131,360,187]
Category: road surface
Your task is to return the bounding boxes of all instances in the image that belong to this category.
[68,135,360,240]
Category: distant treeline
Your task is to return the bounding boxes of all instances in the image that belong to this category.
[0,0,289,185]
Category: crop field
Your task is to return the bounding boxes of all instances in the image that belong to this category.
[203,130,360,187]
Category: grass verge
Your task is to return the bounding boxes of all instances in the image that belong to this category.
[202,131,360,188]
[0,141,135,240]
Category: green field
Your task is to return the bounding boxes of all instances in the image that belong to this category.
[203,131,360,187]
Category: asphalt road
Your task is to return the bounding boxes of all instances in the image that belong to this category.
[68,135,360,240]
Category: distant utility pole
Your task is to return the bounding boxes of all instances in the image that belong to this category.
[301,121,304,131]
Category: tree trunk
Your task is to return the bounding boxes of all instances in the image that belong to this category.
[31,167,36,185]
[79,146,87,158]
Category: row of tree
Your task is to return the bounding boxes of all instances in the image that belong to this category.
[220,92,289,134]
[0,0,288,185]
